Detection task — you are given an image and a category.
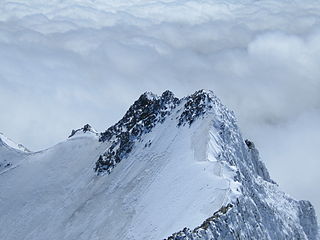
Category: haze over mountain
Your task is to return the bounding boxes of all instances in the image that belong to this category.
[0,90,318,240]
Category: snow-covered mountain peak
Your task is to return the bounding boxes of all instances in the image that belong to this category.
[0,90,318,240]
[93,90,318,239]
[99,90,179,142]
[178,89,232,126]
[95,90,180,173]
[0,132,30,153]
[95,90,232,174]
[68,124,98,138]
[139,91,159,101]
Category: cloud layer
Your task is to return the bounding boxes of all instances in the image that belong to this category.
[1,0,320,218]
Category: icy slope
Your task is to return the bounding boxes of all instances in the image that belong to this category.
[0,132,30,153]
[0,90,318,240]
[0,132,30,173]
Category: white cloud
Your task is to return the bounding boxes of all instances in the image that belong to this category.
[0,0,320,218]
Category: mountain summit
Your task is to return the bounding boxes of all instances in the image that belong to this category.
[95,90,220,174]
[0,90,318,240]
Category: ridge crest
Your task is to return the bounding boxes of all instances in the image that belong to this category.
[95,89,227,174]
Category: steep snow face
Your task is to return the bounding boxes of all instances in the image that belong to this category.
[0,90,318,240]
[0,134,102,240]
[163,96,319,240]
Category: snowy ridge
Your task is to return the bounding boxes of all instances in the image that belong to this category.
[165,136,319,239]
[94,89,318,239]
[0,132,31,174]
[0,132,30,153]
[0,90,318,240]
[95,90,228,174]
[68,124,98,139]
[95,90,179,174]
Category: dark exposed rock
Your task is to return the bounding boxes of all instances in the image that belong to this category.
[245,139,255,150]
[83,124,92,132]
[5,162,11,168]
[69,124,97,138]
[95,91,180,174]
[95,90,219,174]
[178,90,214,126]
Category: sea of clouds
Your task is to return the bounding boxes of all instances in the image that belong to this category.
[0,0,320,218]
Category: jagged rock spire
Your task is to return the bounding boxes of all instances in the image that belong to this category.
[96,90,180,174]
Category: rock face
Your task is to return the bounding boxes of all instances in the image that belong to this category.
[0,90,318,240]
[95,90,179,174]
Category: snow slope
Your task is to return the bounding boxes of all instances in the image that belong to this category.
[0,90,318,240]
[0,132,30,153]
[0,132,30,173]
